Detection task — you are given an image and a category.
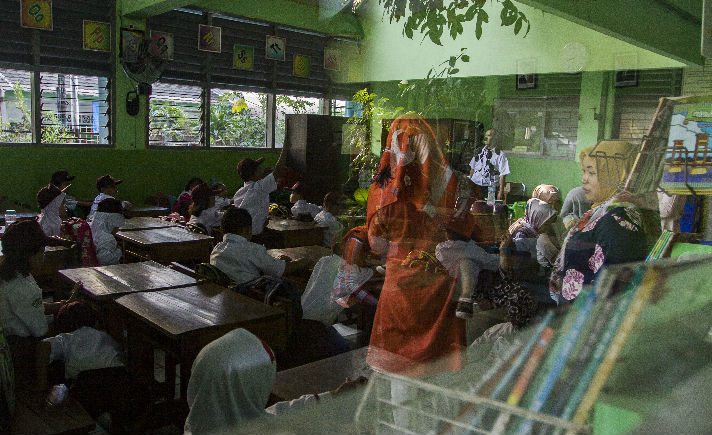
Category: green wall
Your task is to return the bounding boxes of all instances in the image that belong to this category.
[0,148,279,210]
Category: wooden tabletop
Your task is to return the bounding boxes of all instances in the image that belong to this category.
[9,389,95,435]
[267,245,332,268]
[267,218,320,232]
[115,226,213,246]
[59,260,199,300]
[272,346,371,401]
[0,212,38,225]
[119,217,180,231]
[115,282,286,338]
[125,206,169,218]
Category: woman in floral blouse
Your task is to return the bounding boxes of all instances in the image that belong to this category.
[549,140,659,302]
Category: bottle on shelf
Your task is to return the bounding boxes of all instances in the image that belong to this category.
[486,179,496,207]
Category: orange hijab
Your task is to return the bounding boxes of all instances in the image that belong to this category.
[366,113,457,226]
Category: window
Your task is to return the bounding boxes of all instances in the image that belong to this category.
[39,73,110,145]
[275,94,320,147]
[210,89,267,148]
[493,97,579,160]
[331,99,362,118]
[149,82,202,147]
[0,68,111,146]
[0,69,32,143]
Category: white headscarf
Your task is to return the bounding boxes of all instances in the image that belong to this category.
[184,328,276,435]
[38,192,66,237]
[89,211,125,244]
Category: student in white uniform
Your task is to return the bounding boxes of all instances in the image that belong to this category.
[87,175,132,222]
[37,183,69,237]
[184,328,366,435]
[0,220,78,385]
[210,207,308,284]
[50,171,78,216]
[289,182,322,219]
[232,138,291,240]
[187,182,222,235]
[89,198,125,266]
[314,191,344,249]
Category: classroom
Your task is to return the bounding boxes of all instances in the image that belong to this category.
[2,0,712,434]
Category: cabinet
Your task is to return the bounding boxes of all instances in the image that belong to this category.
[284,114,347,204]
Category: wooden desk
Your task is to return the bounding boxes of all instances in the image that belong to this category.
[115,283,287,403]
[119,217,179,231]
[115,227,214,264]
[125,206,169,218]
[9,389,95,435]
[272,346,371,401]
[267,245,332,268]
[59,260,199,301]
[0,212,38,226]
[266,218,324,248]
[0,241,73,279]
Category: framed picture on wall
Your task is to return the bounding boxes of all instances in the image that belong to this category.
[516,74,537,90]
[615,70,639,87]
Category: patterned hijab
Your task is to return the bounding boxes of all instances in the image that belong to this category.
[580,140,636,206]
[508,198,557,237]
[531,184,561,205]
[184,329,276,435]
[367,113,457,225]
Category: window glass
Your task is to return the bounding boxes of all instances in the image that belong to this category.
[493,97,579,159]
[149,82,202,147]
[39,73,111,145]
[0,68,32,143]
[210,89,267,147]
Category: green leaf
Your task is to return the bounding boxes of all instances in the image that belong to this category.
[449,68,459,75]
[514,17,522,34]
[461,54,470,62]
[449,56,456,67]
[465,4,477,20]
[404,24,414,38]
[500,0,518,26]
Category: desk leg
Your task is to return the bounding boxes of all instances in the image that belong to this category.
[125,323,155,401]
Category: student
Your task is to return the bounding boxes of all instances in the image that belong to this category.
[210,207,308,284]
[37,183,69,237]
[289,182,321,219]
[0,220,79,384]
[87,175,131,222]
[89,198,125,266]
[174,177,204,219]
[507,197,558,262]
[435,207,500,319]
[187,182,222,235]
[314,191,344,249]
[232,140,290,238]
[50,171,78,216]
[210,181,232,209]
[184,328,366,435]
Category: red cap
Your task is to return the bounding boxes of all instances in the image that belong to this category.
[37,183,68,210]
[236,157,265,181]
[96,174,122,191]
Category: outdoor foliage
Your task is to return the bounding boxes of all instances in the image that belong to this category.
[0,82,74,143]
[373,0,530,45]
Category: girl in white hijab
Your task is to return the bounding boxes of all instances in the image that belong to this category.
[37,184,68,237]
[508,197,558,261]
[185,328,353,435]
[89,198,125,266]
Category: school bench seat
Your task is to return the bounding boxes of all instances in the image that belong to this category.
[9,389,95,435]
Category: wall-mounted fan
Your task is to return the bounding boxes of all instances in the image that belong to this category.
[120,29,173,115]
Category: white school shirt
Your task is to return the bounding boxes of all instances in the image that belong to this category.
[38,192,66,237]
[43,326,125,380]
[87,192,113,222]
[187,205,223,235]
[0,274,48,337]
[291,200,322,218]
[233,173,277,235]
[469,147,510,187]
[314,210,344,249]
[90,211,124,266]
[210,233,285,284]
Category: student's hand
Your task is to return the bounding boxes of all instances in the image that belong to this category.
[121,200,133,210]
[279,255,291,262]
[331,376,368,395]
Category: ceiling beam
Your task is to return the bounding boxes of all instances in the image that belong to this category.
[516,0,704,66]
[122,0,194,18]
